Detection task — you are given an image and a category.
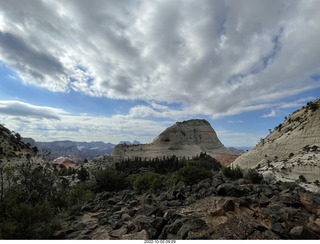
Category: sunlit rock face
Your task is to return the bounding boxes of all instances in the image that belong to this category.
[232,98,320,186]
[111,119,237,165]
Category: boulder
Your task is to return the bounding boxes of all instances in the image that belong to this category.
[289,226,320,239]
[299,192,320,215]
[122,229,148,240]
[216,183,241,197]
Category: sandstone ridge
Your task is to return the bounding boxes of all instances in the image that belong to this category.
[111,119,237,165]
[232,98,320,187]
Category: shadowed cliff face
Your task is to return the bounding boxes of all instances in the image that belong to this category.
[232,98,320,188]
[111,119,237,165]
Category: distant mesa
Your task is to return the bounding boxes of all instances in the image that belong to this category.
[111,119,238,166]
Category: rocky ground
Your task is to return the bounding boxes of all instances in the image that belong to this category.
[54,173,320,240]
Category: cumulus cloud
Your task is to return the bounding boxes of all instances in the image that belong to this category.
[0,0,319,118]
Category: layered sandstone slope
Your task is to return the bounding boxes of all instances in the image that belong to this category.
[232,98,320,183]
[111,119,237,165]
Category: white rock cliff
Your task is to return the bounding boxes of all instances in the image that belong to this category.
[111,119,237,165]
[232,98,320,187]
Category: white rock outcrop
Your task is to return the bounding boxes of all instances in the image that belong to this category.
[111,119,237,165]
[232,98,320,185]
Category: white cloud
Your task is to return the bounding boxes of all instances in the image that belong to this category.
[278,97,316,109]
[0,100,66,120]
[217,130,264,147]
[262,109,279,118]
[0,0,319,119]
[0,100,170,144]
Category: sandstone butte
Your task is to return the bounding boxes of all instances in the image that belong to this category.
[111,119,238,166]
[232,97,320,186]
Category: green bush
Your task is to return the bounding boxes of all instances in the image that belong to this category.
[0,163,96,239]
[176,166,212,185]
[307,101,319,112]
[77,166,90,181]
[246,169,263,184]
[299,175,307,182]
[133,171,165,193]
[222,166,243,180]
[281,181,298,190]
[93,167,129,192]
[51,181,93,210]
[0,195,54,239]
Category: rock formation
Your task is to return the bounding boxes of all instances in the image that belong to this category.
[52,156,83,169]
[232,98,320,187]
[111,119,237,166]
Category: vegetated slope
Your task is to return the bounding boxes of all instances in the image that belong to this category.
[111,119,238,166]
[232,98,320,187]
[0,124,38,167]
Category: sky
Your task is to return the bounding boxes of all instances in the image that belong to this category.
[0,0,319,147]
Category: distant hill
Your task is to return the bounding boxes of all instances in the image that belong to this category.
[227,147,246,155]
[232,98,320,189]
[21,139,115,161]
[112,119,238,166]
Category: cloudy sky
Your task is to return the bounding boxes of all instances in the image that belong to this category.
[0,0,319,147]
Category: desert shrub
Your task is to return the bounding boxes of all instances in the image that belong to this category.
[8,164,57,206]
[176,166,212,185]
[303,145,310,152]
[51,181,93,210]
[246,169,263,184]
[186,197,196,205]
[306,101,319,112]
[133,171,165,193]
[93,167,129,192]
[281,181,298,190]
[0,191,54,239]
[222,166,243,180]
[288,153,294,158]
[77,166,90,182]
[299,175,307,182]
[0,163,96,239]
